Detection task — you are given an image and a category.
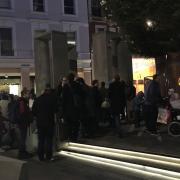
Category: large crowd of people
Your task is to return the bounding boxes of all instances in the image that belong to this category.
[0,73,179,161]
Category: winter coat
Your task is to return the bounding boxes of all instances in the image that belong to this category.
[145,80,162,106]
[62,81,84,119]
[109,81,126,114]
[32,91,57,128]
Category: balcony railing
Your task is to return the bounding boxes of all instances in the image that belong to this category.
[1,49,14,56]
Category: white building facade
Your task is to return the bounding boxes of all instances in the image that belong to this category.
[0,0,90,94]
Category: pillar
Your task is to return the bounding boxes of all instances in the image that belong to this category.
[84,68,92,85]
[21,67,30,91]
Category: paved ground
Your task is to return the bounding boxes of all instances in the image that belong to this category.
[0,152,144,180]
[84,129,180,158]
[18,156,143,180]
[1,124,180,180]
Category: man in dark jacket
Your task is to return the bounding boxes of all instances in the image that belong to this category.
[144,74,162,134]
[32,86,57,161]
[109,74,126,137]
[62,73,83,142]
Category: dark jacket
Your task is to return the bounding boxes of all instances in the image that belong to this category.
[62,81,83,119]
[145,80,162,106]
[8,100,17,124]
[15,97,31,125]
[109,81,126,114]
[90,86,102,116]
[99,87,108,101]
[32,91,57,128]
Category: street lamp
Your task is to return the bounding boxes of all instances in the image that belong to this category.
[146,20,153,28]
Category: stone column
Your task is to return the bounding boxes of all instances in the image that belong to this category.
[92,32,133,84]
[34,35,51,96]
[34,31,69,96]
[84,68,92,85]
[21,67,30,91]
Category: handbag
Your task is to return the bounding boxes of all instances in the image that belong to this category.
[101,99,111,109]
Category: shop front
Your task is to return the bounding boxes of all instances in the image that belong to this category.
[132,58,156,93]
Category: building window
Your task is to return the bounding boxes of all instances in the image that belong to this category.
[66,32,76,44]
[64,0,75,15]
[33,0,45,12]
[91,0,102,17]
[95,25,106,33]
[0,28,14,56]
[0,0,11,9]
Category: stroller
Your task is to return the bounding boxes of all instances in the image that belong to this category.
[168,99,180,137]
[157,97,180,137]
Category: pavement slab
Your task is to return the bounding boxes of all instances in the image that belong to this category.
[0,156,25,180]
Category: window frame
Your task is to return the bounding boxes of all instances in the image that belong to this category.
[0,27,14,57]
[91,0,102,17]
[62,0,78,16]
[95,25,106,33]
[31,0,48,14]
[0,0,14,12]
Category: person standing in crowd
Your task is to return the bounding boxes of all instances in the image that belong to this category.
[109,74,126,137]
[126,81,136,122]
[90,80,102,134]
[75,77,90,138]
[0,93,9,119]
[99,81,110,124]
[144,74,162,134]
[16,90,32,159]
[133,91,145,129]
[99,82,108,101]
[32,85,57,161]
[62,73,82,142]
[8,95,16,124]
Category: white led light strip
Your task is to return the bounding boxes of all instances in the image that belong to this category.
[60,151,180,180]
[68,143,180,164]
[65,145,180,170]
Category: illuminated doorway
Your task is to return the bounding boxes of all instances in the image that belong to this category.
[132,58,156,93]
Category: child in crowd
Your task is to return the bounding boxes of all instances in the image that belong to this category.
[133,91,145,128]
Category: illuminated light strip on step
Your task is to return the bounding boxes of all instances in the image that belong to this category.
[60,151,180,180]
[68,143,180,164]
[65,146,180,170]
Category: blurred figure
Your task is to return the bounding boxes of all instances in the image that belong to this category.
[16,90,31,159]
[144,74,162,134]
[0,93,9,119]
[99,82,110,125]
[8,94,17,124]
[126,81,136,122]
[76,77,90,137]
[90,80,102,133]
[99,82,108,101]
[0,106,7,150]
[32,85,57,161]
[109,74,126,137]
[62,73,82,142]
[133,91,145,129]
